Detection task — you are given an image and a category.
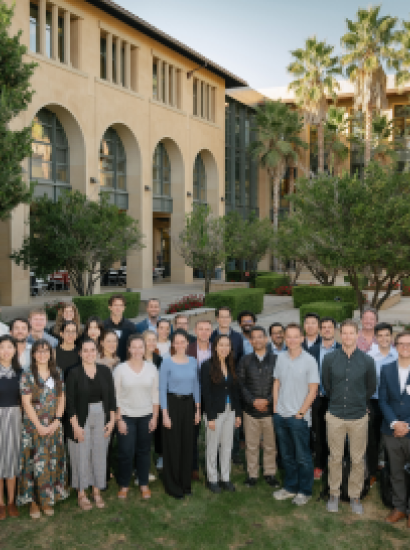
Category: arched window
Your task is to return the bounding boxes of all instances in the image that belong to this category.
[99,127,128,208]
[193,154,206,204]
[31,107,70,201]
[153,142,172,212]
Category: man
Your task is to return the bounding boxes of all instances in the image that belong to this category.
[367,322,398,486]
[273,323,319,506]
[210,307,243,363]
[379,331,410,527]
[27,309,58,348]
[308,317,341,480]
[323,319,376,515]
[104,294,136,362]
[237,310,257,356]
[174,313,196,344]
[187,320,213,481]
[268,323,287,355]
[135,298,162,334]
[357,306,378,353]
[302,313,322,351]
[237,327,279,488]
[9,317,32,372]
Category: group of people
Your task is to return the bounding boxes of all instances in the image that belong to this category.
[0,297,409,529]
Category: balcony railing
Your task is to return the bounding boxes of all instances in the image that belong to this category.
[100,189,129,210]
[153,195,173,213]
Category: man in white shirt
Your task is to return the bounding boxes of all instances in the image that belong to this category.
[10,318,32,372]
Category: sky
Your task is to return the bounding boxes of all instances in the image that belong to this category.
[114,0,409,90]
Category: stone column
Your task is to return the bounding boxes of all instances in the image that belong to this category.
[38,0,46,56]
[116,37,122,85]
[106,33,112,82]
[124,42,131,89]
[51,4,59,61]
[63,10,70,66]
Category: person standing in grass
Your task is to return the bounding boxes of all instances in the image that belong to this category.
[104,295,137,362]
[201,335,242,493]
[115,335,159,500]
[273,323,319,506]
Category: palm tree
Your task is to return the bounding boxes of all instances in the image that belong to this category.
[340,6,398,166]
[323,106,349,176]
[288,36,342,174]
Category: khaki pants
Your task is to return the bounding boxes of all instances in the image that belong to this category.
[326,411,368,499]
[243,412,277,479]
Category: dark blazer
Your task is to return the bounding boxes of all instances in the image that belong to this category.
[302,334,322,351]
[65,363,117,441]
[237,351,277,418]
[308,342,342,374]
[187,341,198,360]
[379,360,410,438]
[201,359,241,421]
[210,328,244,365]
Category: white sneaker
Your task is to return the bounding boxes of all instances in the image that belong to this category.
[292,493,311,506]
[156,457,163,470]
[273,488,297,501]
[134,476,139,486]
[135,473,156,485]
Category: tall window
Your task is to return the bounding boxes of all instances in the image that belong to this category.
[193,79,198,116]
[169,66,173,106]
[193,155,206,204]
[31,108,70,201]
[153,143,171,197]
[58,16,64,62]
[112,41,117,83]
[225,103,231,204]
[46,10,52,58]
[99,128,128,209]
[30,3,40,53]
[121,46,125,87]
[100,36,107,79]
[394,104,410,172]
[161,63,166,103]
[153,59,158,99]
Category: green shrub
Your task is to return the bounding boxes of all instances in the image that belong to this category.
[299,301,354,325]
[255,274,290,294]
[73,292,140,322]
[293,285,356,309]
[344,275,368,290]
[204,288,264,320]
[226,270,271,285]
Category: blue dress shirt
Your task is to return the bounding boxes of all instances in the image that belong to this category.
[319,341,337,396]
[367,344,398,399]
[159,356,200,410]
[243,337,253,356]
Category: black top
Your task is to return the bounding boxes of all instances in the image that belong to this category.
[103,317,137,362]
[65,363,116,441]
[151,352,163,370]
[201,359,241,421]
[0,368,21,408]
[237,352,277,418]
[87,372,103,404]
[55,346,80,379]
[322,347,376,420]
[302,334,322,351]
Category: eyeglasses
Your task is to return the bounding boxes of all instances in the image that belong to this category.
[397,342,410,348]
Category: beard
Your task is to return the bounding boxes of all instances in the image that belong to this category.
[13,336,27,344]
[242,326,252,335]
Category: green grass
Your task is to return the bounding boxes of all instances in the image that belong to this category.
[1,434,409,550]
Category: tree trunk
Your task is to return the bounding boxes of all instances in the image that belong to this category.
[365,106,372,167]
[288,162,295,195]
[204,273,211,295]
[318,120,325,174]
[272,172,280,272]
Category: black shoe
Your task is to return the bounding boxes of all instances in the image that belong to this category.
[220,481,236,492]
[244,477,257,487]
[172,494,185,500]
[264,475,280,488]
[208,482,222,494]
[184,489,192,496]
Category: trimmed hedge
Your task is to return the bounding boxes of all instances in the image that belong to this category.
[226,270,271,285]
[344,275,368,290]
[300,301,354,325]
[293,285,356,309]
[73,292,140,322]
[204,288,264,320]
[255,274,290,294]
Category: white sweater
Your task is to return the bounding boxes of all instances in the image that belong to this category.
[114,360,159,418]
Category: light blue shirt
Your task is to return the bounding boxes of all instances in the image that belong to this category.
[319,342,338,396]
[27,331,58,349]
[148,318,159,333]
[159,356,200,410]
[271,342,287,355]
[243,336,253,356]
[367,344,398,399]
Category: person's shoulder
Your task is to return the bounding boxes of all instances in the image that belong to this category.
[144,360,158,372]
[381,359,398,375]
[301,349,320,366]
[308,344,320,357]
[97,363,112,377]
[123,318,137,330]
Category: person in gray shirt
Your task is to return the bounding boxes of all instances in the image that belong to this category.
[273,323,319,506]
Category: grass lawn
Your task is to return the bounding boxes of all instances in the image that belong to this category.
[1,439,409,549]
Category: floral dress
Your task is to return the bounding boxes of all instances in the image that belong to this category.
[17,370,69,507]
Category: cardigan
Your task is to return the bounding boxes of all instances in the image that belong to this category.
[200,358,242,421]
[65,363,117,441]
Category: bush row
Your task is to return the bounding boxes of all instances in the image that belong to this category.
[292,285,356,309]
[255,274,290,293]
[226,270,271,285]
[299,301,354,325]
[204,288,264,320]
[73,291,140,321]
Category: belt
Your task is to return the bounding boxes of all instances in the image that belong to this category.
[168,392,192,400]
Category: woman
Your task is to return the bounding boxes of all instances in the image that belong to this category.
[156,319,171,358]
[114,335,159,500]
[82,317,105,353]
[201,335,242,493]
[17,339,68,518]
[49,303,81,343]
[55,321,80,380]
[98,330,120,370]
[159,329,200,499]
[66,339,116,510]
[0,335,22,520]
[143,330,163,470]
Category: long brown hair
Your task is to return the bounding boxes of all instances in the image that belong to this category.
[30,339,63,396]
[53,303,81,337]
[210,334,236,384]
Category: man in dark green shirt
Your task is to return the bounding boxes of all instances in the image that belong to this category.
[322,319,376,516]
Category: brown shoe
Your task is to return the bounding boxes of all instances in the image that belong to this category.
[140,487,151,500]
[191,471,199,481]
[385,509,407,524]
[30,502,41,519]
[369,476,377,488]
[7,503,19,518]
[42,504,54,517]
[118,488,128,499]
[0,505,6,521]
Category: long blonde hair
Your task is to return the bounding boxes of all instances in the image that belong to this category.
[53,303,81,337]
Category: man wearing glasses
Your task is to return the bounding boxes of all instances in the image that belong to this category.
[269,323,287,355]
[238,311,257,356]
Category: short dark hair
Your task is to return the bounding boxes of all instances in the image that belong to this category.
[9,317,30,332]
[320,317,337,328]
[250,326,266,337]
[304,312,320,324]
[61,320,78,333]
[395,331,410,347]
[374,322,393,335]
[108,294,126,306]
[157,318,171,328]
[237,310,257,324]
[171,328,189,345]
[174,313,189,323]
[147,298,160,306]
[80,337,98,350]
[269,322,284,335]
[285,323,303,335]
[216,306,232,318]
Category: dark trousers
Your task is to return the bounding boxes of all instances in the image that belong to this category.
[274,414,314,496]
[117,415,152,488]
[193,422,200,472]
[384,434,410,514]
[163,393,194,498]
[311,395,329,470]
[154,409,163,456]
[367,399,383,477]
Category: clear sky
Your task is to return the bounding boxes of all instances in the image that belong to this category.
[114,0,409,89]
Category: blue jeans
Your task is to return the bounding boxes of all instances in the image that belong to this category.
[117,415,152,488]
[273,414,314,496]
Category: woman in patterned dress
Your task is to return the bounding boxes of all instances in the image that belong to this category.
[17,339,68,519]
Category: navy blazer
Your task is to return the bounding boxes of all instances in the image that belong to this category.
[308,342,342,372]
[379,360,410,438]
[210,328,244,366]
[302,334,322,351]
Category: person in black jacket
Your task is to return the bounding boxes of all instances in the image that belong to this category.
[302,313,322,351]
[237,326,279,488]
[66,338,116,511]
[201,335,242,493]
[103,294,137,362]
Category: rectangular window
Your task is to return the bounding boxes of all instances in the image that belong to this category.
[169,66,173,106]
[161,62,166,103]
[235,153,241,206]
[46,10,52,58]
[100,36,107,80]
[201,82,204,118]
[394,104,410,172]
[193,79,198,116]
[30,3,40,53]
[131,46,138,92]
[58,16,64,62]
[121,47,125,87]
[153,59,158,99]
[112,41,117,84]
[176,69,181,109]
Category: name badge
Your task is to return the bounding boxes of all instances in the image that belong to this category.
[45,377,55,390]
[406,385,410,396]
[114,330,122,339]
